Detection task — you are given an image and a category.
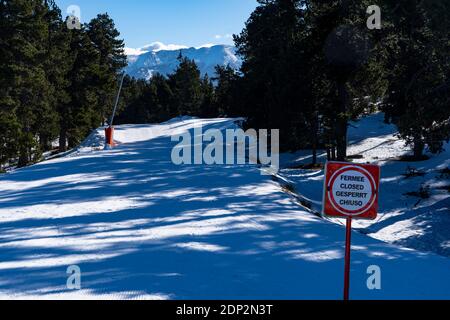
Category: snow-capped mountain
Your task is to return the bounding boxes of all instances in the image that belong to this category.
[125,42,242,80]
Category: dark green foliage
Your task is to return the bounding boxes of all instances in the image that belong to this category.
[168,54,204,116]
[114,76,149,124]
[234,0,384,159]
[381,0,450,159]
[148,73,175,121]
[0,112,20,169]
[0,0,53,166]
[213,65,242,117]
[199,74,216,118]
[115,59,220,125]
[0,1,127,166]
[234,0,307,151]
[87,13,127,125]
[43,1,71,152]
[232,0,447,162]
[63,25,101,149]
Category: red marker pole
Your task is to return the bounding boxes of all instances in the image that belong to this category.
[343,216,352,301]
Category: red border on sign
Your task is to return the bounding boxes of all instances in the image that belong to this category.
[322,161,380,220]
[328,166,377,216]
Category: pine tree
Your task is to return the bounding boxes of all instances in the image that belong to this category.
[40,0,70,152]
[199,74,217,118]
[0,1,141,166]
[235,0,309,151]
[114,76,147,124]
[305,0,378,161]
[0,0,55,166]
[87,13,127,126]
[0,112,20,170]
[0,0,17,167]
[63,24,101,149]
[213,65,241,117]
[381,0,450,159]
[168,54,203,116]
[150,73,174,121]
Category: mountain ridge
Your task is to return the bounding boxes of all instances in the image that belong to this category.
[125,43,242,80]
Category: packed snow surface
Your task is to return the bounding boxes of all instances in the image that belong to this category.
[0,116,449,299]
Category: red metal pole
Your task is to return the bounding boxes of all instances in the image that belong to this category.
[105,127,114,147]
[343,216,352,301]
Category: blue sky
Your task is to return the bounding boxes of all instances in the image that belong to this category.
[55,0,258,50]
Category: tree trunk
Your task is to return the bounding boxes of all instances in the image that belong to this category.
[40,134,50,152]
[18,130,30,168]
[59,128,67,152]
[336,80,348,161]
[312,146,317,165]
[18,149,28,168]
[413,136,425,160]
[311,112,319,165]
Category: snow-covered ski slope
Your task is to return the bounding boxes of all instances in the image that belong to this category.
[0,117,449,299]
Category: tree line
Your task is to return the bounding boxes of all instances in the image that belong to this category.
[0,0,238,170]
[114,58,239,125]
[0,0,126,169]
[232,0,449,162]
[117,0,449,163]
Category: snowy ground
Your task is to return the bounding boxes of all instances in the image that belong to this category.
[279,113,450,258]
[0,116,449,299]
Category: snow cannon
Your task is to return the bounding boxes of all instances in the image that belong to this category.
[105,73,126,150]
[105,126,115,149]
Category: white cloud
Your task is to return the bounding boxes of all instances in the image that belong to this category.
[124,41,228,56]
[124,47,149,56]
[214,34,233,40]
[124,42,189,56]
[195,43,217,49]
[143,42,189,52]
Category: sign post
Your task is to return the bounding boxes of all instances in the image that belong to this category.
[322,161,380,300]
[343,216,352,301]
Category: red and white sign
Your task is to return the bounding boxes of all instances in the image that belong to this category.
[323,161,380,220]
